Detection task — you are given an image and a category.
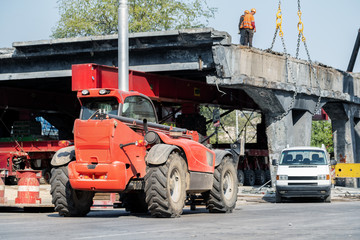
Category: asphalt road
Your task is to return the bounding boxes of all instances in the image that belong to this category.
[0,200,359,240]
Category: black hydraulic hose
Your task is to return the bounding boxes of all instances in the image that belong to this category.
[107,114,188,132]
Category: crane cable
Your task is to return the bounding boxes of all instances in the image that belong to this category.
[268,0,321,119]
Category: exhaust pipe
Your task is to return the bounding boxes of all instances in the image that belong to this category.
[118,0,129,91]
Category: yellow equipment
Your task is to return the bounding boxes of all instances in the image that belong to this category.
[335,163,360,178]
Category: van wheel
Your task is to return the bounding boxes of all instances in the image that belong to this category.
[275,191,282,203]
[145,152,187,218]
[324,195,331,203]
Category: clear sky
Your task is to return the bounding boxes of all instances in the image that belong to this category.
[1,0,359,72]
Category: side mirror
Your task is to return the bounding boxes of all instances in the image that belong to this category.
[330,159,337,166]
[272,159,278,166]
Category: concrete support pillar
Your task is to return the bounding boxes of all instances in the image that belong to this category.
[324,103,360,188]
[264,110,313,185]
[292,110,313,146]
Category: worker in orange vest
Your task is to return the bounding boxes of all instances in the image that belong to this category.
[238,10,250,45]
[240,8,256,47]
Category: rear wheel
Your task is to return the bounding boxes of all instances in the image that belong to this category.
[50,166,94,217]
[144,152,187,218]
[205,157,238,213]
[244,169,255,186]
[237,170,244,186]
[255,170,266,185]
[40,168,51,184]
[265,170,271,183]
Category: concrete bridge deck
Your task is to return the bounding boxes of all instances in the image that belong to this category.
[1,28,359,186]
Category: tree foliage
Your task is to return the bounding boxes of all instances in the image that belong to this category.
[200,106,261,144]
[311,121,334,154]
[52,0,217,38]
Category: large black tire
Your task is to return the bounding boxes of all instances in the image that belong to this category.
[144,152,187,218]
[255,170,266,186]
[324,195,331,203]
[237,169,244,186]
[40,168,51,185]
[244,169,255,186]
[50,166,94,217]
[122,191,148,213]
[205,157,238,213]
[265,170,271,183]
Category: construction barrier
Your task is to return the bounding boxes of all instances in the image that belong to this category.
[15,170,41,204]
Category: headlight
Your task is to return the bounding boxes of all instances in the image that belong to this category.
[277,175,288,180]
[99,89,110,95]
[81,89,90,95]
[318,174,330,180]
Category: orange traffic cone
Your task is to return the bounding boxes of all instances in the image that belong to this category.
[15,170,41,204]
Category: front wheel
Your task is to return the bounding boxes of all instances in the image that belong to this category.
[205,156,238,213]
[50,166,94,217]
[144,151,187,218]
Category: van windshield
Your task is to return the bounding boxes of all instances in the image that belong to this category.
[279,150,327,165]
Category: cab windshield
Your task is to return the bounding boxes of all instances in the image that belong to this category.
[279,150,327,165]
[80,97,119,120]
[121,95,157,123]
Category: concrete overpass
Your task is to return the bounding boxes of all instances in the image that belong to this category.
[1,28,360,186]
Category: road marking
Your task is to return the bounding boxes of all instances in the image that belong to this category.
[73,227,192,239]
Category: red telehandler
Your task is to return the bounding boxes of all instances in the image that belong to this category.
[50,64,239,217]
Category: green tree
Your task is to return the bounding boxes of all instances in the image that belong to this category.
[311,121,334,154]
[52,0,217,38]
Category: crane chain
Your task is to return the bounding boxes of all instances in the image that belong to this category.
[295,0,302,58]
[267,0,298,121]
[276,35,298,121]
[268,0,322,120]
[267,1,281,52]
[296,0,322,116]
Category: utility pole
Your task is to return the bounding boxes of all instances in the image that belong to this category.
[118,0,129,91]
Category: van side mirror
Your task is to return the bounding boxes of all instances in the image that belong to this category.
[272,159,278,166]
[330,159,337,166]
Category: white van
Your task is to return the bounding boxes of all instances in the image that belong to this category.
[273,145,336,203]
